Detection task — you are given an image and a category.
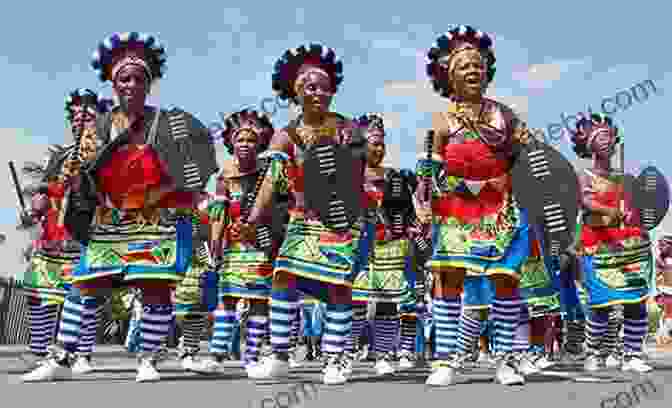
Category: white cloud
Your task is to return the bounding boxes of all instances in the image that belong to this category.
[513,59,593,90]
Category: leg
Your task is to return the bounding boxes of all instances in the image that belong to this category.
[177,313,208,370]
[490,275,524,385]
[247,271,298,380]
[244,299,270,367]
[135,280,174,383]
[584,306,610,372]
[603,305,624,368]
[621,301,652,373]
[425,267,465,386]
[25,298,59,360]
[72,298,105,375]
[21,282,103,383]
[321,283,353,385]
[373,302,399,375]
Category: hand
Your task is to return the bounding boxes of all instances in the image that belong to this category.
[238,222,256,243]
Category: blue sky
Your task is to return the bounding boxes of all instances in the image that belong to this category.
[0,0,670,274]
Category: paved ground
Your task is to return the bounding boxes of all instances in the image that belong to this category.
[1,347,671,408]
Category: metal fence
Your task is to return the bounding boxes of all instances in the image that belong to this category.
[0,277,31,344]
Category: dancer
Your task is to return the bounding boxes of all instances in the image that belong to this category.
[195,109,276,374]
[349,113,420,375]
[655,235,672,345]
[174,191,215,371]
[418,25,536,386]
[570,113,652,373]
[22,32,218,383]
[17,89,107,375]
[515,226,562,374]
[245,43,366,385]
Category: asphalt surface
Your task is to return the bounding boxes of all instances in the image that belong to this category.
[2,347,671,408]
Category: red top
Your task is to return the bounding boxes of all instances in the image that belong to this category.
[98,145,194,209]
[432,140,511,223]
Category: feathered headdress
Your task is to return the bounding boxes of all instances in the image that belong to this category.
[91,32,166,83]
[209,109,274,155]
[64,88,109,123]
[272,43,343,103]
[426,25,496,98]
[570,113,620,159]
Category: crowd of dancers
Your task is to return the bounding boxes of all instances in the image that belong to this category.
[11,25,672,387]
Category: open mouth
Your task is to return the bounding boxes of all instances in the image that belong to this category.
[465,76,481,85]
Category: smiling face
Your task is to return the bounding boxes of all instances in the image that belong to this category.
[112,64,148,113]
[442,48,486,101]
[294,67,334,115]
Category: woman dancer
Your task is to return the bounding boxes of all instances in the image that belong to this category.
[245,44,366,385]
[655,235,672,345]
[174,191,215,371]
[18,89,106,376]
[349,113,420,375]
[22,32,218,383]
[570,113,652,373]
[194,109,275,374]
[417,25,535,386]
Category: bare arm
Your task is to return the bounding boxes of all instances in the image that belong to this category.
[248,129,291,224]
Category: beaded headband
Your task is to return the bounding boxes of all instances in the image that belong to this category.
[91,32,166,83]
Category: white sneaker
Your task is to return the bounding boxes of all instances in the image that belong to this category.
[374,359,395,375]
[517,355,540,376]
[322,361,348,385]
[19,353,46,370]
[190,358,223,375]
[342,358,353,376]
[621,356,653,373]
[495,359,525,385]
[72,356,95,375]
[247,356,289,379]
[477,352,495,366]
[289,357,302,369]
[136,359,160,383]
[21,358,72,383]
[180,355,197,371]
[426,366,458,386]
[605,354,622,369]
[535,355,554,370]
[398,356,414,369]
[583,355,603,372]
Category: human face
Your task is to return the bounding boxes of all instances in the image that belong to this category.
[71,105,96,136]
[233,128,259,163]
[366,130,385,167]
[588,124,617,159]
[295,68,333,115]
[443,48,486,101]
[112,64,148,113]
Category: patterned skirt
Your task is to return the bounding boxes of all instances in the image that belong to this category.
[581,228,652,308]
[274,213,363,287]
[519,256,560,318]
[429,204,530,278]
[75,210,192,283]
[219,241,273,300]
[352,223,413,303]
[20,247,79,305]
[175,250,211,316]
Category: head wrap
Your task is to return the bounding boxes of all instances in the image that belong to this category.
[570,113,620,158]
[210,109,274,155]
[64,88,109,123]
[90,32,166,83]
[355,113,385,143]
[272,43,343,103]
[426,25,496,98]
